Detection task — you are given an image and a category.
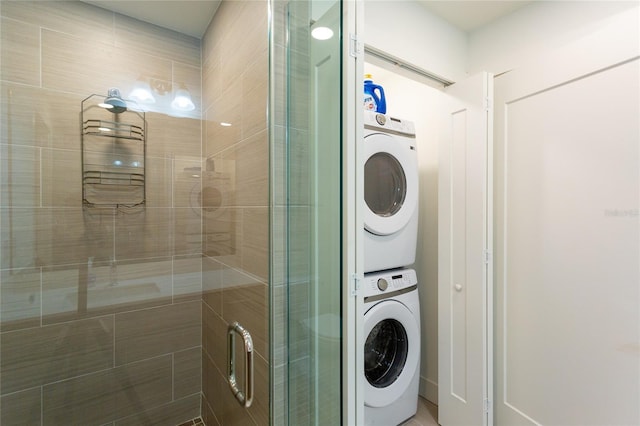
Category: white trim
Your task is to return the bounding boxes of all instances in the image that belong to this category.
[484,72,495,426]
[342,0,365,424]
[419,376,438,404]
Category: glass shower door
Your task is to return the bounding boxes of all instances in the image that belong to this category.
[270,0,343,424]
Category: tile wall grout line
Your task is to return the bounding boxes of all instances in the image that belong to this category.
[40,385,44,426]
[113,393,202,425]
[39,266,43,327]
[0,385,41,399]
[39,26,42,89]
[171,155,175,209]
[171,352,175,402]
[24,253,175,271]
[38,20,200,70]
[112,211,116,262]
[39,147,43,207]
[174,344,202,354]
[0,81,79,96]
[0,312,116,335]
[38,351,173,389]
[99,298,200,319]
[203,397,219,426]
[171,256,176,305]
[199,31,204,268]
[113,313,116,368]
[199,390,203,425]
[111,11,115,45]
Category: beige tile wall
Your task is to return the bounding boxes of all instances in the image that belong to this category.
[201,0,270,424]
[0,2,203,424]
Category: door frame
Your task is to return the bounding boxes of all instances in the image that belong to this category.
[342,0,365,425]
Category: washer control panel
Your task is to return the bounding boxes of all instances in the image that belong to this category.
[363,269,417,298]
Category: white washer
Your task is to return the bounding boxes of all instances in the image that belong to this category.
[364,111,419,273]
[363,268,420,426]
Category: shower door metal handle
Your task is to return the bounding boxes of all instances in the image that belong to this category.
[227,321,254,408]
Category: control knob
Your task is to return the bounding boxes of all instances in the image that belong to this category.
[377,278,388,291]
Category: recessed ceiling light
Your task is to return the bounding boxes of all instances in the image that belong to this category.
[311,26,333,40]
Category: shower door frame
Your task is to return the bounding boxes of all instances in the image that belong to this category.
[341,0,365,425]
[268,0,365,423]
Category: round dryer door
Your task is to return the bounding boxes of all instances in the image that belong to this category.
[364,133,418,236]
[363,299,420,407]
[192,168,233,219]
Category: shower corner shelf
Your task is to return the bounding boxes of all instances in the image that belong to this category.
[83,119,144,141]
[81,93,147,209]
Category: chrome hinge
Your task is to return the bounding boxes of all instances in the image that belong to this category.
[484,398,491,413]
[483,97,492,111]
[349,33,362,58]
[350,273,362,296]
[483,250,492,264]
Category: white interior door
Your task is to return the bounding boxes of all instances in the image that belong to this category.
[438,72,493,426]
[493,32,640,426]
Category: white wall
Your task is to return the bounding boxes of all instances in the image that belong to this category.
[364,0,468,82]
[468,1,639,75]
[366,0,639,82]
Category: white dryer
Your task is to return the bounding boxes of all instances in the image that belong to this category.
[174,157,235,256]
[363,111,419,273]
[363,268,420,426]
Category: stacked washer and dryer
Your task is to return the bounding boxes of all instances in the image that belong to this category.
[363,111,421,426]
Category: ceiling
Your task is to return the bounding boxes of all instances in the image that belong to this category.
[85,0,532,39]
[84,1,221,38]
[419,1,533,32]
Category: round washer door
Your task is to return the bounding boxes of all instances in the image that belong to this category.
[364,133,418,236]
[363,299,420,408]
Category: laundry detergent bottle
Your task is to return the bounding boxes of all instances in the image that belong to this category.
[363,74,386,114]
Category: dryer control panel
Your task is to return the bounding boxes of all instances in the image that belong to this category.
[364,111,416,137]
[363,268,417,298]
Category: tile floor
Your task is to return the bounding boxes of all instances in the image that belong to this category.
[402,397,439,426]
